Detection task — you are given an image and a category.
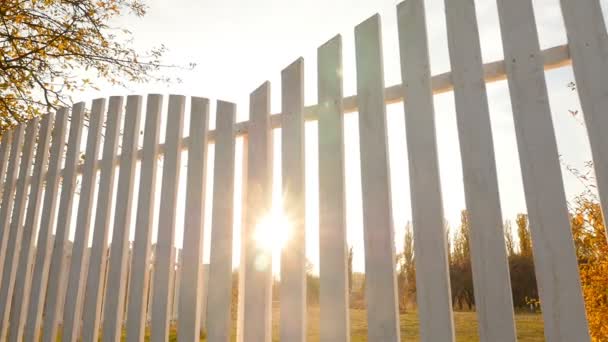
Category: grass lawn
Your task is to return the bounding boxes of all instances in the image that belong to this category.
[159,306,544,341]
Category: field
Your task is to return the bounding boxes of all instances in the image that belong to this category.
[160,306,544,341]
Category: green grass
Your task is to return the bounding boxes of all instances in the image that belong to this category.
[163,306,543,341]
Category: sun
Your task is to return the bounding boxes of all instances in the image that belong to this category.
[253,209,292,257]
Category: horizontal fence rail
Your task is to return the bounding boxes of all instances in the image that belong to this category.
[0,0,605,341]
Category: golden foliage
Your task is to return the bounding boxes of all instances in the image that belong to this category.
[0,0,191,133]
[570,197,608,341]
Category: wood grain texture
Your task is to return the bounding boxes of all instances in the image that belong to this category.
[496,0,590,340]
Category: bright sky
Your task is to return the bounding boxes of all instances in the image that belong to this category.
[69,0,608,273]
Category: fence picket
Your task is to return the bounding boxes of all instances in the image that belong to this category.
[558,0,608,234]
[178,97,210,342]
[0,119,39,339]
[397,2,456,341]
[150,95,185,342]
[0,125,25,281]
[23,108,69,342]
[126,95,163,341]
[444,0,517,341]
[317,35,350,342]
[61,99,105,342]
[242,82,273,342]
[102,95,143,342]
[496,0,591,340]
[81,96,124,342]
[354,14,400,342]
[280,58,306,342]
[8,113,54,342]
[0,131,11,200]
[206,101,237,342]
[41,103,86,342]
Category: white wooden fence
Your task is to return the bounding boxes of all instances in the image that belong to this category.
[0,0,606,341]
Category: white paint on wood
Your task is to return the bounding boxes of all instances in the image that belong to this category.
[8,113,54,342]
[496,0,591,340]
[125,95,163,342]
[0,119,39,339]
[61,99,105,342]
[178,97,210,342]
[280,58,307,342]
[41,103,86,342]
[150,95,185,342]
[444,0,517,341]
[242,83,273,342]
[102,95,143,342]
[81,96,124,342]
[23,108,69,342]
[397,2,456,341]
[354,14,400,342]
[0,125,25,281]
[317,35,350,342]
[206,101,237,342]
[558,0,608,235]
[0,131,11,199]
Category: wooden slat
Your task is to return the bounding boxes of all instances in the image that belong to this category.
[317,35,350,342]
[354,15,400,342]
[178,97,210,342]
[0,119,39,339]
[61,99,106,342]
[206,101,237,342]
[41,103,86,342]
[398,2,456,340]
[125,95,163,342]
[559,0,608,234]
[8,113,53,342]
[102,95,143,342]
[150,95,185,342]
[496,0,590,340]
[280,58,306,342]
[81,97,124,342]
[444,0,517,340]
[242,82,273,342]
[23,108,69,342]
[0,125,25,281]
[0,131,11,199]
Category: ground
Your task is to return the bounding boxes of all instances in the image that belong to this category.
[160,306,544,341]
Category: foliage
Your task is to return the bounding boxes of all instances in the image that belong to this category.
[570,196,608,341]
[450,211,474,310]
[396,222,416,312]
[0,0,191,132]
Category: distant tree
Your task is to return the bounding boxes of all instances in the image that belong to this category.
[449,211,474,310]
[516,214,533,257]
[397,222,416,312]
[0,0,191,132]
